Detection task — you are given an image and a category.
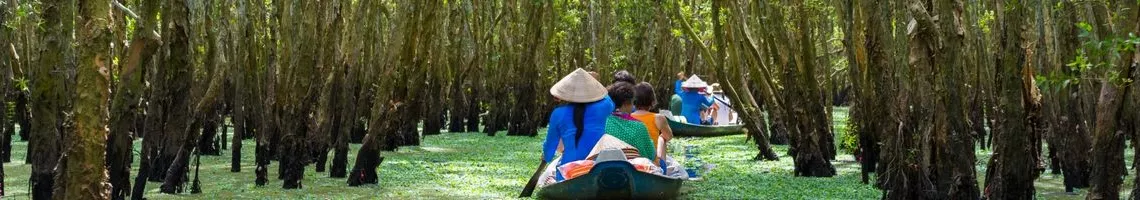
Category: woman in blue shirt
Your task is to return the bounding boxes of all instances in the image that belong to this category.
[542,68,614,181]
[679,75,713,124]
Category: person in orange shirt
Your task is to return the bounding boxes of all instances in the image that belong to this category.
[630,82,675,165]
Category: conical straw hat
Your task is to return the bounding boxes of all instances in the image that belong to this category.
[550,68,607,103]
[681,75,709,88]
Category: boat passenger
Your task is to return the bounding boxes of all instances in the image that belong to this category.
[630,82,675,165]
[679,75,713,125]
[613,70,636,84]
[602,81,656,160]
[542,68,614,181]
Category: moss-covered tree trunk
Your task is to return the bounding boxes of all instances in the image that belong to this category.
[983,0,1043,198]
[30,0,72,198]
[53,0,112,198]
[895,0,981,198]
[840,0,884,185]
[782,0,836,177]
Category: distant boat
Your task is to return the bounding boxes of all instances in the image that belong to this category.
[665,117,745,137]
[660,100,746,137]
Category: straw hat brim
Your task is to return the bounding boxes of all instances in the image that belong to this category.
[550,68,608,103]
[681,75,709,88]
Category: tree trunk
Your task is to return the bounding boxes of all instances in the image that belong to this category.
[783,0,836,177]
[0,0,10,166]
[842,0,885,185]
[54,0,113,198]
[107,0,160,198]
[1042,0,1091,192]
[30,0,72,197]
[349,103,401,186]
[197,111,222,156]
[423,75,444,136]
[1127,49,1140,200]
[153,0,195,191]
[1086,0,1140,198]
[331,61,356,177]
[447,80,468,133]
[15,90,29,143]
[721,0,779,161]
[983,0,1043,198]
[0,0,10,195]
[151,0,196,182]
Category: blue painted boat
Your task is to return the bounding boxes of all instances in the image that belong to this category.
[537,160,684,199]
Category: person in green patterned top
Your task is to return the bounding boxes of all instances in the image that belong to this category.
[604,81,656,159]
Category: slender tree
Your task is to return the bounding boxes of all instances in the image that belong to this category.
[107,0,160,198]
[0,0,10,195]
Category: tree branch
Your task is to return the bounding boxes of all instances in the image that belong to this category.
[670,0,717,69]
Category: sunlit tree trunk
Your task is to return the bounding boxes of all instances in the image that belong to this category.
[54,0,113,198]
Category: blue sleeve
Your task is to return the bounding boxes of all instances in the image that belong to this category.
[674,80,683,95]
[703,96,714,106]
[542,109,563,162]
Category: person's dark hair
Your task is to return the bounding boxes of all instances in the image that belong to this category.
[633,82,656,109]
[572,103,586,145]
[612,70,636,84]
[608,81,636,107]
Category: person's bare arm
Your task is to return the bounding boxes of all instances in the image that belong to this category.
[655,114,674,161]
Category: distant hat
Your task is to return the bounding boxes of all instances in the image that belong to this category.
[550,68,608,103]
[681,75,709,88]
[708,83,722,93]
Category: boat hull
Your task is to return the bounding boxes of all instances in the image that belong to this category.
[666,118,745,137]
[537,160,684,200]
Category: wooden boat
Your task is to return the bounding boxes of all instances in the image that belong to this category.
[537,160,684,200]
[666,117,745,137]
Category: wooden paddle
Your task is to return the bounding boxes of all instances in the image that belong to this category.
[519,160,549,198]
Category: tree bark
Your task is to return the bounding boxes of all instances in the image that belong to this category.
[0,0,10,166]
[0,0,10,195]
[722,0,779,161]
[1087,0,1140,198]
[54,0,113,198]
[31,0,72,198]
[107,0,160,198]
[983,0,1043,198]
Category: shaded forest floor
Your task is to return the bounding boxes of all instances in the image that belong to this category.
[0,107,1132,199]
